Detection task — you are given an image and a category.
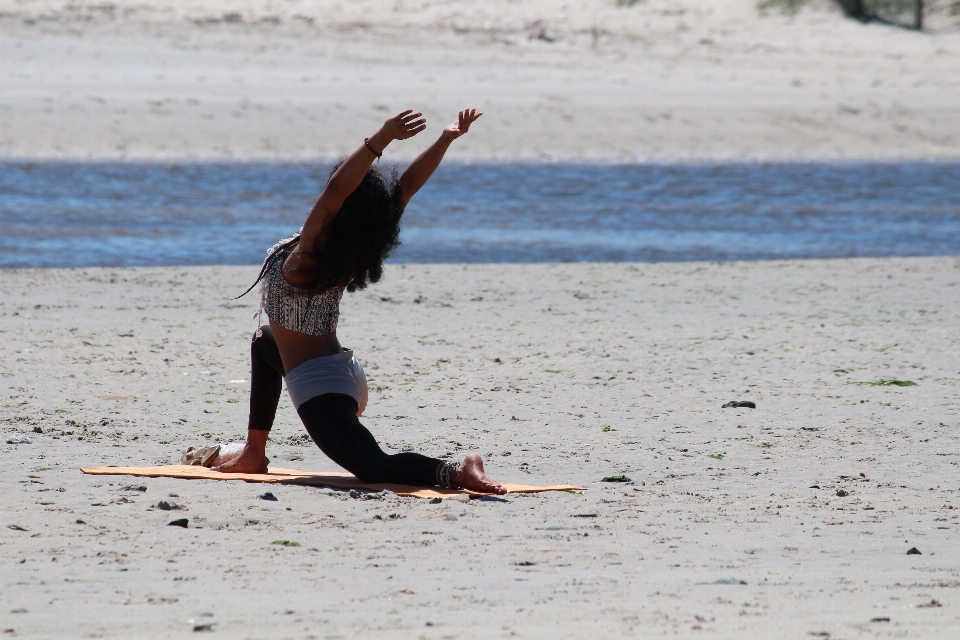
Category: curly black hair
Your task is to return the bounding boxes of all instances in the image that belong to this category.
[306,160,405,292]
[241,160,405,298]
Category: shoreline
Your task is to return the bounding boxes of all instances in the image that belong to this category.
[5,156,960,165]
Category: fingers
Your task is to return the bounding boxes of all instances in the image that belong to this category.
[404,116,426,130]
[457,108,482,134]
[387,110,426,139]
[397,122,427,139]
[400,111,423,124]
[390,110,424,130]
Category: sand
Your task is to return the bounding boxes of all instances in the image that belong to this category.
[3,1,960,637]
[2,0,960,161]
[2,257,959,638]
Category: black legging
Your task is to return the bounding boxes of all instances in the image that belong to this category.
[249,326,442,486]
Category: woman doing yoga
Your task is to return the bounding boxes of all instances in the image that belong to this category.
[213,108,506,495]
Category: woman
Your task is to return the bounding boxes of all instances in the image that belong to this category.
[213,108,506,495]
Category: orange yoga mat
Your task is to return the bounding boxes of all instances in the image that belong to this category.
[80,465,585,499]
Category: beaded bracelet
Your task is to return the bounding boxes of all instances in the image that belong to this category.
[363,137,382,159]
[436,461,462,489]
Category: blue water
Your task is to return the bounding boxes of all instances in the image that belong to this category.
[1,161,959,268]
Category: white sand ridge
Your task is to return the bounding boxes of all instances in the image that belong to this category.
[2,0,959,160]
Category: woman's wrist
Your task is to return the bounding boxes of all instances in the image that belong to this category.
[366,129,392,155]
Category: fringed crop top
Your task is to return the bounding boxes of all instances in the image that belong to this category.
[256,232,344,337]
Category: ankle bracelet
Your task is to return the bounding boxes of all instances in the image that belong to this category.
[436,461,462,489]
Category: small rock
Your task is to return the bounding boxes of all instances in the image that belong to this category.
[906,547,922,555]
[32,426,43,434]
[809,485,821,489]
[6,433,32,444]
[836,489,849,497]
[75,519,86,525]
[168,518,189,528]
[260,492,278,501]
[193,623,215,632]
[601,475,631,483]
[713,577,747,585]
[722,401,756,409]
[444,515,458,521]
[7,524,27,532]
[870,617,890,623]
[429,497,443,504]
[157,501,184,511]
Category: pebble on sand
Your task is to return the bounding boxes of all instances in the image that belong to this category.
[601,475,631,482]
[722,401,756,409]
[6,433,32,444]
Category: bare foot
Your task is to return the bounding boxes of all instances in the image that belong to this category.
[211,444,268,474]
[458,453,507,495]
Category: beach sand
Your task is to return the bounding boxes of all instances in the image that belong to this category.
[3,1,960,637]
[2,0,959,161]
[2,258,959,638]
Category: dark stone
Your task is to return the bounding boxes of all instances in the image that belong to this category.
[260,492,278,501]
[906,547,922,555]
[168,518,189,528]
[836,490,849,497]
[722,401,756,409]
[429,497,443,504]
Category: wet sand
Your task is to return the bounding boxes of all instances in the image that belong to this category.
[2,258,959,638]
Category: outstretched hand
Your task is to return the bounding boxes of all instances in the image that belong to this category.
[383,110,427,141]
[443,108,482,139]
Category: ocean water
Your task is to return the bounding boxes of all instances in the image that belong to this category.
[1,161,959,269]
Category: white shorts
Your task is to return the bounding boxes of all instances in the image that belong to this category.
[285,349,368,416]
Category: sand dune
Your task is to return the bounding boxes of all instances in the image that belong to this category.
[2,0,959,160]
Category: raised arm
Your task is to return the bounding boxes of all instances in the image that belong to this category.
[298,110,426,253]
[397,109,482,205]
